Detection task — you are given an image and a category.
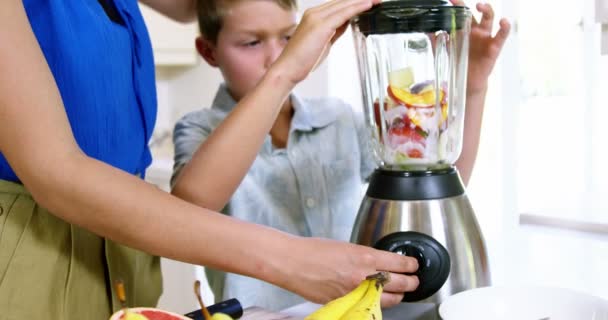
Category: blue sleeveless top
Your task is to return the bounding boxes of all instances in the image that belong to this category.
[0,0,157,182]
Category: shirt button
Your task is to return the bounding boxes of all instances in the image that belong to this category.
[306,197,316,208]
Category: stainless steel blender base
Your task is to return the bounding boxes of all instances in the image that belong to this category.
[351,193,491,303]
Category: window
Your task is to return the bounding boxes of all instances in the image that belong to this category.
[503,0,608,228]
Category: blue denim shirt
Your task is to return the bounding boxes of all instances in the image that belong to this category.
[172,85,376,311]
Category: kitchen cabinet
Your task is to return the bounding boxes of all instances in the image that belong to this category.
[139,4,198,66]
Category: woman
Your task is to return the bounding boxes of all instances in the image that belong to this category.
[0,0,418,318]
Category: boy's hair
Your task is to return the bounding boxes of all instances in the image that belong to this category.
[197,0,298,44]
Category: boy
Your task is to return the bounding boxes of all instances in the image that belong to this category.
[172,0,510,311]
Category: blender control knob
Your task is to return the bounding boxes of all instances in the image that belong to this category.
[374,231,450,302]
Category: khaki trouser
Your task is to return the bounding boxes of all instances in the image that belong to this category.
[0,179,162,320]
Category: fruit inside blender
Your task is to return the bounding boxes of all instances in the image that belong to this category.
[373,66,451,169]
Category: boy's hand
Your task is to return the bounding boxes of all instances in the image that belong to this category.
[271,0,380,86]
[450,1,511,93]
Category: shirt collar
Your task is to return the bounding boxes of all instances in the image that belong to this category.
[211,84,238,113]
[290,94,339,132]
[211,84,340,132]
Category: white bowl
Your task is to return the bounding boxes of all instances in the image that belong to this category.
[438,286,608,320]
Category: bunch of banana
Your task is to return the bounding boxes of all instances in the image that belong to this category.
[304,272,390,320]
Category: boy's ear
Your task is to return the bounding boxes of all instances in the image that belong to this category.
[196,36,218,67]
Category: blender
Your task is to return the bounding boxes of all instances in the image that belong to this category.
[350,0,491,303]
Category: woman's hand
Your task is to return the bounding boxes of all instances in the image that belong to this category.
[273,237,419,308]
[451,1,511,92]
[271,0,380,86]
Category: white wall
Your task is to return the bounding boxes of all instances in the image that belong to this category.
[155,56,332,127]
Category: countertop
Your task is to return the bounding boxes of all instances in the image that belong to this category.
[241,307,299,320]
[239,224,608,320]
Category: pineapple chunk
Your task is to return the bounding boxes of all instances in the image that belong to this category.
[388,67,414,90]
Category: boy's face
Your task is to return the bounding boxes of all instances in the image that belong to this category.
[198,1,297,101]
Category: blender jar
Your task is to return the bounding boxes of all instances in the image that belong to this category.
[352,0,472,171]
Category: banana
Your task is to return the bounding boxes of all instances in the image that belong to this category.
[339,273,386,320]
[304,272,389,320]
[304,279,370,320]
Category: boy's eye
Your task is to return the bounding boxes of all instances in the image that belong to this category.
[243,40,260,47]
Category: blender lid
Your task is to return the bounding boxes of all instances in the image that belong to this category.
[352,0,471,35]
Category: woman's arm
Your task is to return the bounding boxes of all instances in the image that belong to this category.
[0,0,285,277]
[0,0,417,307]
[138,0,197,23]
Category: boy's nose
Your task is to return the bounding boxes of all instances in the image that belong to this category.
[265,41,285,67]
